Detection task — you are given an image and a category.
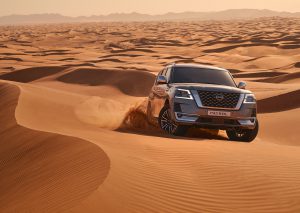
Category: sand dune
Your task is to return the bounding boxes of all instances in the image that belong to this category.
[57,68,155,96]
[0,83,110,212]
[0,17,300,213]
[3,80,300,213]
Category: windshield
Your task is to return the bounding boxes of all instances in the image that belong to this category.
[171,67,236,87]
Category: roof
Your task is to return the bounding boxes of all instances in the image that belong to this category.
[169,63,228,71]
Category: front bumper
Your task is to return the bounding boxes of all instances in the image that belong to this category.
[171,94,257,130]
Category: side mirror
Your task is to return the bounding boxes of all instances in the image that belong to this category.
[157,75,167,84]
[238,81,247,89]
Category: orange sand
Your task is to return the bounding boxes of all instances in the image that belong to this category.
[0,17,300,212]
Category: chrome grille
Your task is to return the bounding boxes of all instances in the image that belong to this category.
[198,91,240,109]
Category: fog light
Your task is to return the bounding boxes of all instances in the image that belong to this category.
[175,113,198,122]
[238,119,255,125]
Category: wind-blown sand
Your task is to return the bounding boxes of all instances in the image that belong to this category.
[0,17,300,212]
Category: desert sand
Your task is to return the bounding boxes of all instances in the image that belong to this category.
[0,17,300,212]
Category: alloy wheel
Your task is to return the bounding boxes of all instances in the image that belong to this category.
[160,109,178,134]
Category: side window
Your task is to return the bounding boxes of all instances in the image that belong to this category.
[155,68,165,85]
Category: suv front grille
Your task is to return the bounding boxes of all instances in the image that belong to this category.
[198,91,240,109]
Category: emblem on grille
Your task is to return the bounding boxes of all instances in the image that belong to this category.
[215,94,224,101]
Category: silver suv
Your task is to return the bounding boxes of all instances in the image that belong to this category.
[147,63,259,142]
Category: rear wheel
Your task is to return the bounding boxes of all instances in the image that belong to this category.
[159,106,188,136]
[226,120,259,142]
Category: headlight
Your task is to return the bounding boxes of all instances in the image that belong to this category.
[244,94,256,103]
[175,89,194,100]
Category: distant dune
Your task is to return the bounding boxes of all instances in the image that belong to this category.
[1,9,300,25]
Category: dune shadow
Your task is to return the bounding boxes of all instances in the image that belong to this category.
[258,89,300,113]
[100,53,143,58]
[280,44,300,49]
[111,48,156,53]
[58,57,77,61]
[63,63,96,67]
[0,66,67,83]
[233,71,287,78]
[0,57,23,62]
[87,58,124,63]
[255,71,300,83]
[203,43,278,53]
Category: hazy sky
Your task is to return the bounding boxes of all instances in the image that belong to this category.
[1,0,300,16]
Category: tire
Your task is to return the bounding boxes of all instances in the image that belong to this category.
[226,120,259,142]
[158,106,188,136]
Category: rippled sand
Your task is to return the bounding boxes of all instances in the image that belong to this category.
[0,17,300,212]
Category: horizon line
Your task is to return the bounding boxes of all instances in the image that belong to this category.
[1,8,300,18]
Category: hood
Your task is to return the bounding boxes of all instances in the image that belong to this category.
[169,83,252,94]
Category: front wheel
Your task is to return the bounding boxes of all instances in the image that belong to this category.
[226,120,259,142]
[158,106,188,136]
